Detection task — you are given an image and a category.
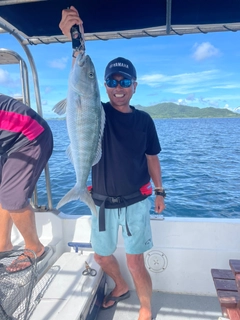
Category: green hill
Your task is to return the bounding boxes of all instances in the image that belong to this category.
[135,102,240,119]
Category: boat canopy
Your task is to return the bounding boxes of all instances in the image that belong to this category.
[0,0,240,45]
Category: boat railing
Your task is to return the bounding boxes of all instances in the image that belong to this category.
[0,24,53,210]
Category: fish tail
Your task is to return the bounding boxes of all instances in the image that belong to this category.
[56,185,97,216]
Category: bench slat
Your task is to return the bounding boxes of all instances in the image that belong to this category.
[214,279,238,292]
[211,269,235,280]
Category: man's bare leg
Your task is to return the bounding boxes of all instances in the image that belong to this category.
[0,203,45,271]
[0,205,44,257]
[94,253,129,308]
[9,204,44,256]
[127,253,152,320]
[0,203,14,252]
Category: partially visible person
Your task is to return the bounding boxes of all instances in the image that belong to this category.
[59,7,166,320]
[0,94,53,272]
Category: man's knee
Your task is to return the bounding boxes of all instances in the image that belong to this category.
[94,253,112,267]
[126,253,146,273]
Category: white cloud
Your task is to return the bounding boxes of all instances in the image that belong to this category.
[48,57,69,70]
[192,42,220,61]
[12,93,23,99]
[177,99,184,104]
[41,100,48,106]
[176,94,240,110]
[213,84,240,89]
[139,69,220,94]
[0,68,21,88]
[209,93,240,101]
[44,86,53,94]
[140,74,165,83]
[224,104,240,113]
[0,69,12,84]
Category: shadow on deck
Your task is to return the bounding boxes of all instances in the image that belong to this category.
[97,290,222,320]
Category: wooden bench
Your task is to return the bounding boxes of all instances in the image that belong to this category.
[211,260,240,320]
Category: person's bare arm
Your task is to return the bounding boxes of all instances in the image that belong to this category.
[146,154,165,213]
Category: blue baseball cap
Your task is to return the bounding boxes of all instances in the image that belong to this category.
[104,57,137,80]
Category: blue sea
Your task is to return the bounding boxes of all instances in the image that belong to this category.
[37,117,240,218]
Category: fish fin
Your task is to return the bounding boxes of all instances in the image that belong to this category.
[92,103,106,166]
[52,98,67,115]
[56,185,97,216]
[56,184,79,209]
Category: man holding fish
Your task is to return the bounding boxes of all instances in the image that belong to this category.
[59,7,165,320]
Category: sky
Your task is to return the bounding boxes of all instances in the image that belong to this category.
[0,30,240,118]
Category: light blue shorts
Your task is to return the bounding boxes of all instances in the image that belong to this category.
[91,198,153,256]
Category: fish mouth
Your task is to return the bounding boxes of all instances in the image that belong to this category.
[78,53,89,67]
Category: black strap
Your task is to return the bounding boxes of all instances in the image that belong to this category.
[121,198,132,236]
[93,191,141,202]
[99,197,107,232]
[92,191,142,236]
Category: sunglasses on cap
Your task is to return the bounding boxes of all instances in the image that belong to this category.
[105,78,134,88]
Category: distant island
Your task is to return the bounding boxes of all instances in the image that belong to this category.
[135,102,240,119]
[47,102,240,120]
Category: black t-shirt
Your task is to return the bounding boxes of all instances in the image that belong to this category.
[92,102,161,207]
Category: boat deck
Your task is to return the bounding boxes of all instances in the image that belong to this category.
[97,290,222,320]
[5,213,239,320]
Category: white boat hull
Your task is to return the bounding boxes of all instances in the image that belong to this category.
[11,212,240,296]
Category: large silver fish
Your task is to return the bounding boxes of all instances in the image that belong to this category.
[53,54,105,215]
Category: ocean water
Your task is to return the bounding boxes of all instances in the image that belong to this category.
[37,117,240,218]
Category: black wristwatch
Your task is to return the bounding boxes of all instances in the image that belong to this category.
[154,189,166,198]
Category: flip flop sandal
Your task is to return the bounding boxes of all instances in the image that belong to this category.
[0,250,13,260]
[101,290,130,310]
[5,246,49,274]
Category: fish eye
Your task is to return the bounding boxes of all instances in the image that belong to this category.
[89,71,94,78]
